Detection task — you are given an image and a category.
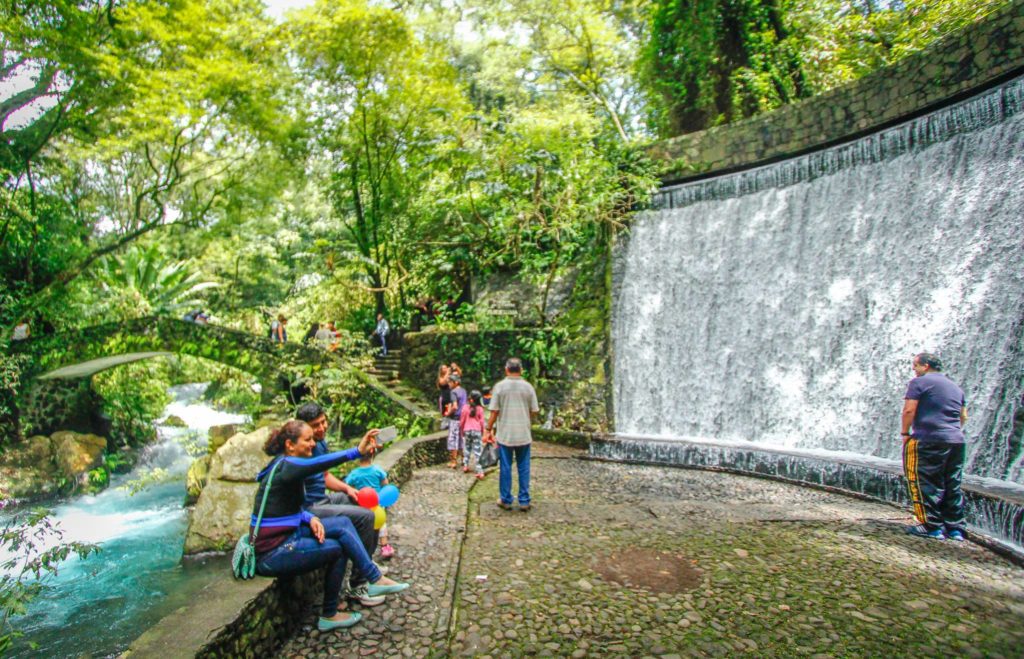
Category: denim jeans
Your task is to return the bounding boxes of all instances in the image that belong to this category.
[256,516,381,617]
[498,443,531,506]
[306,493,379,587]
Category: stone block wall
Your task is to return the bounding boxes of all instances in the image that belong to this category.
[401,329,532,403]
[195,573,323,659]
[649,0,1024,180]
[187,432,449,657]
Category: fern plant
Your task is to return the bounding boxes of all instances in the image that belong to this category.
[93,245,220,319]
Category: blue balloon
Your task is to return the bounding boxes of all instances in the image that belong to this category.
[379,484,400,508]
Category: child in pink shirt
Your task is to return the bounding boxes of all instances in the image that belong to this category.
[459,390,487,479]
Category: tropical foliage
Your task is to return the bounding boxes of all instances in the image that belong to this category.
[640,0,1011,134]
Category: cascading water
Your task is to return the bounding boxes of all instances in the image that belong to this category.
[613,76,1024,487]
[5,384,246,658]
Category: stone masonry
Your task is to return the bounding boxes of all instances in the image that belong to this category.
[649,0,1024,180]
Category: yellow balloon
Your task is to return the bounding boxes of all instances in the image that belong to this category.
[373,505,386,530]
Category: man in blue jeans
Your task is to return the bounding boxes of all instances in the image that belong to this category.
[485,358,539,511]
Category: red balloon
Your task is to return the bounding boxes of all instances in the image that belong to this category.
[357,487,379,509]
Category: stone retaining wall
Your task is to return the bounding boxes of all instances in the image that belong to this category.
[127,431,452,658]
[649,0,1024,181]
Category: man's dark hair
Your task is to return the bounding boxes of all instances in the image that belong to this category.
[296,402,326,422]
[915,352,944,372]
[506,357,523,373]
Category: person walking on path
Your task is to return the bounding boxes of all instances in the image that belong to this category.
[373,313,390,356]
[485,358,539,511]
[459,390,487,479]
[445,373,467,468]
[901,352,969,541]
[296,403,384,607]
[270,314,288,343]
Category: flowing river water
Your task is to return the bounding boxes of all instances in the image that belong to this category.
[7,384,246,658]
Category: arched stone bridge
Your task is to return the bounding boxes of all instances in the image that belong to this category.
[7,317,332,435]
[11,316,329,384]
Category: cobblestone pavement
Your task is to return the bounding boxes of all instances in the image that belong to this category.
[281,444,1024,658]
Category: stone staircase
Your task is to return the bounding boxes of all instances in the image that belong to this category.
[365,349,435,416]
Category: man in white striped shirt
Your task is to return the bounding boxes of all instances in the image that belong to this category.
[485,358,539,511]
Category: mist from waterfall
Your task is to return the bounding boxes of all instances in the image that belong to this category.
[613,76,1024,484]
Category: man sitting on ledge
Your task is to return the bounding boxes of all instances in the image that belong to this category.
[297,402,386,607]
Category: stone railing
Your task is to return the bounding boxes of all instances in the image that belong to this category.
[649,0,1024,182]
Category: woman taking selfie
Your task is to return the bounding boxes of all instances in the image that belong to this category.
[252,421,410,631]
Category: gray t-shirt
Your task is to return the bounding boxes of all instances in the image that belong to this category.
[489,376,539,446]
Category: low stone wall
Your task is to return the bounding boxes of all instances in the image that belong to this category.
[591,436,1024,562]
[650,0,1024,181]
[126,431,451,658]
[194,573,324,659]
[401,329,534,401]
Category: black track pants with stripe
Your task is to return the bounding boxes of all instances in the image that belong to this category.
[902,439,967,532]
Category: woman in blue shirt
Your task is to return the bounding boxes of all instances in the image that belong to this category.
[252,421,410,631]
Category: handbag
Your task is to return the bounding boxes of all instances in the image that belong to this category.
[232,459,281,579]
[478,442,498,470]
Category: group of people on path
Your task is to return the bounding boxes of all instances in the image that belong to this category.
[437,357,538,509]
[268,312,389,356]
[248,402,406,633]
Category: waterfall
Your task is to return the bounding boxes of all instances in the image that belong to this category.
[613,75,1024,485]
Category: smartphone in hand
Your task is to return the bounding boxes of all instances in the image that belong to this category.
[377,426,398,445]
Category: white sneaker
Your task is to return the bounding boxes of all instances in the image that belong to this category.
[345,583,386,607]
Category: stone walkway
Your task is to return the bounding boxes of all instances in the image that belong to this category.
[280,444,1024,658]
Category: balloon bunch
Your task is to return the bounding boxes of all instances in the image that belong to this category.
[356,484,401,530]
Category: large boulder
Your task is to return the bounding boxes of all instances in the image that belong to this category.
[207,423,239,454]
[0,436,60,501]
[184,426,270,554]
[208,427,269,482]
[185,454,211,506]
[51,431,106,480]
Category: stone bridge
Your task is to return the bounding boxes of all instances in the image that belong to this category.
[7,316,331,435]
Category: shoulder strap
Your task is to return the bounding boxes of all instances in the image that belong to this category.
[251,459,283,540]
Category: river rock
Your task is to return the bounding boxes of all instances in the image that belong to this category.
[185,454,211,506]
[184,426,270,554]
[0,436,61,501]
[26,435,54,463]
[208,426,270,482]
[207,424,239,454]
[51,431,106,480]
[162,415,188,428]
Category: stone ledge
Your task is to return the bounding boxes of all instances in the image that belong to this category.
[651,0,1024,183]
[123,431,450,658]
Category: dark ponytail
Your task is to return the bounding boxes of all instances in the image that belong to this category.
[264,420,309,455]
[469,390,483,420]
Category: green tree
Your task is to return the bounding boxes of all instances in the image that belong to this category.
[289,0,470,314]
[91,244,220,320]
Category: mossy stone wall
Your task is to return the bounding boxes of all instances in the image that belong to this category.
[650,0,1024,180]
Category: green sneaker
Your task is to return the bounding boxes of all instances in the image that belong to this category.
[367,580,411,597]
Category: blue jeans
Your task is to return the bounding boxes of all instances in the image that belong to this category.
[498,443,531,506]
[256,516,381,617]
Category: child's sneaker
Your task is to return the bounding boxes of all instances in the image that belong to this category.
[462,466,470,473]
[946,529,966,542]
[380,544,396,559]
[475,472,485,480]
[345,583,386,607]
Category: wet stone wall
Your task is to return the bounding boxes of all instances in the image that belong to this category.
[649,0,1024,179]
